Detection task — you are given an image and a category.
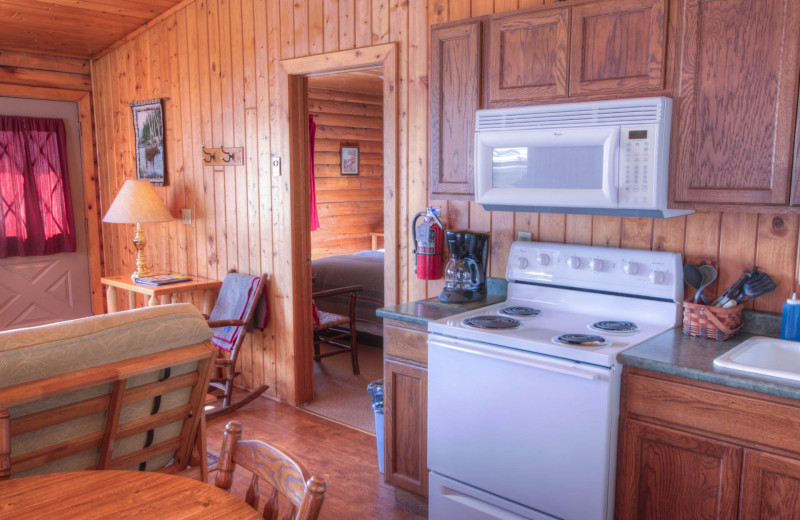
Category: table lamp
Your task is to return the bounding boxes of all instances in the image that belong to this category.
[103,180,174,280]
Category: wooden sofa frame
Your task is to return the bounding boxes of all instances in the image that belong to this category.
[0,340,216,481]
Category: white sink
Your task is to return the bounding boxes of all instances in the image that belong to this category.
[713,336,800,382]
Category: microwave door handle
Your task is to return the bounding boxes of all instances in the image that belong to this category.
[605,127,620,205]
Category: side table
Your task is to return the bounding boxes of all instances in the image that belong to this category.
[101,274,222,315]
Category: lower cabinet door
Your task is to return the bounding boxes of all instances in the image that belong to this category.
[741,449,800,519]
[616,419,742,520]
[384,358,428,496]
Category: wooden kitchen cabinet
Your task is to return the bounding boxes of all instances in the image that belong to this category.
[671,0,800,208]
[486,0,667,105]
[569,0,668,96]
[383,319,428,498]
[616,367,800,519]
[429,20,481,200]
[486,9,569,103]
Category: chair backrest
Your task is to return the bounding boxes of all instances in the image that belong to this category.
[209,272,268,358]
[0,304,215,479]
[215,421,326,520]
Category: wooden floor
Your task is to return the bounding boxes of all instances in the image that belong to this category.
[205,392,427,520]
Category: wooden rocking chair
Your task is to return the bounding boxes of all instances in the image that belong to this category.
[312,284,364,375]
[206,271,270,420]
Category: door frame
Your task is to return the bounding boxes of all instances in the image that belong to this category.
[278,43,398,404]
[0,84,102,315]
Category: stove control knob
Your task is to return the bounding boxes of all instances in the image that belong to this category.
[567,256,582,269]
[536,253,551,266]
[589,258,604,272]
[516,256,529,269]
[623,262,639,275]
[649,270,666,284]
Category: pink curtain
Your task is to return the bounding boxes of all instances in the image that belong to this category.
[309,115,320,231]
[0,116,75,258]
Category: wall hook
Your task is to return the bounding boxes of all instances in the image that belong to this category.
[201,145,215,162]
[219,145,233,163]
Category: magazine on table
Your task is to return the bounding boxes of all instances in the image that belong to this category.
[134,273,192,286]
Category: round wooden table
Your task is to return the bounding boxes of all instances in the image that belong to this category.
[0,470,261,519]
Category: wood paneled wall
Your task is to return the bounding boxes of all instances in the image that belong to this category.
[309,86,384,259]
[91,0,799,403]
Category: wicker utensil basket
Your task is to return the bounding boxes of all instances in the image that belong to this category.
[682,299,743,341]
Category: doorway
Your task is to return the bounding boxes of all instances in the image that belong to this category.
[279,43,398,405]
[303,68,386,431]
[0,97,92,330]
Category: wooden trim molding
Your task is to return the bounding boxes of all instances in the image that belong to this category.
[279,43,398,404]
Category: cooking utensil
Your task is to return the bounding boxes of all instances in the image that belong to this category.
[695,265,718,303]
[684,263,709,304]
[736,269,777,303]
[713,271,751,307]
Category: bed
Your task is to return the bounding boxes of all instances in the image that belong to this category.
[311,250,384,344]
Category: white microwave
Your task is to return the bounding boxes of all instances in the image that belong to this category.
[474,97,692,218]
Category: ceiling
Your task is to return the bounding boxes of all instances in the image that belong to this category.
[308,69,384,96]
[0,0,187,58]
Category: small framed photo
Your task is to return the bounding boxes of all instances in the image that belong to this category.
[131,98,166,186]
[340,145,359,175]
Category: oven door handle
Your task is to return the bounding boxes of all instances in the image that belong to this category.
[429,337,611,381]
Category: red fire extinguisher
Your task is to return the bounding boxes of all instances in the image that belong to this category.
[412,207,444,280]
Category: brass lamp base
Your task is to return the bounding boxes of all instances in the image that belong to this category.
[131,223,151,281]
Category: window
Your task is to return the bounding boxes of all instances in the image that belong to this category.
[0,116,75,258]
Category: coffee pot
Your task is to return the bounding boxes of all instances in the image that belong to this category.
[439,230,489,304]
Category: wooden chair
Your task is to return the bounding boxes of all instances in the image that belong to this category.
[312,284,364,375]
[206,272,270,420]
[215,421,327,520]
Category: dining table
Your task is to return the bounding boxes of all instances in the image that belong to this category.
[0,470,261,519]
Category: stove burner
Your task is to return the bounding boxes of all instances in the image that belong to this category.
[554,334,608,347]
[591,320,639,333]
[499,306,541,317]
[463,316,521,329]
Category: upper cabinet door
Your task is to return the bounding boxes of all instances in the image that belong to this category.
[570,0,668,96]
[486,9,569,104]
[672,0,800,206]
[430,21,482,200]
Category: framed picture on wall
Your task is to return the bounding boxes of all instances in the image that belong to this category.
[340,145,359,175]
[131,98,166,186]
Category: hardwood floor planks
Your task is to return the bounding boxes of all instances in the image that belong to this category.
[206,392,426,520]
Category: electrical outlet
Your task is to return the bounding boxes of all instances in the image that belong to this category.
[181,208,192,225]
[517,231,532,241]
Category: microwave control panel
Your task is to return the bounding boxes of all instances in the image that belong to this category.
[618,125,657,207]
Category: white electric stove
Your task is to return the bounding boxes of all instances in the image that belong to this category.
[427,241,683,520]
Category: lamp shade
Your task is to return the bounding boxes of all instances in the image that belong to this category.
[103,180,174,224]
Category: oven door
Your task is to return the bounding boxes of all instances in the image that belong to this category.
[427,336,619,520]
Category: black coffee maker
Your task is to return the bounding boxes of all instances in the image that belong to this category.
[439,230,490,304]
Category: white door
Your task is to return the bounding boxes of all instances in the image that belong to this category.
[0,98,92,330]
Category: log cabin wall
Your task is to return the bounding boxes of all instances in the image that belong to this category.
[308,84,384,259]
[90,0,798,403]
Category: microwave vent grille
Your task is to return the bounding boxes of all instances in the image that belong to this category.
[477,103,666,131]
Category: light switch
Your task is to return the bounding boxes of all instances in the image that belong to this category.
[181,208,192,225]
[271,156,281,176]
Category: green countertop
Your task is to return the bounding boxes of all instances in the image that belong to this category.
[376,277,507,326]
[617,310,800,400]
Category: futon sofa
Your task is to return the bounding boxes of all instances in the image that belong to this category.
[0,303,216,480]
